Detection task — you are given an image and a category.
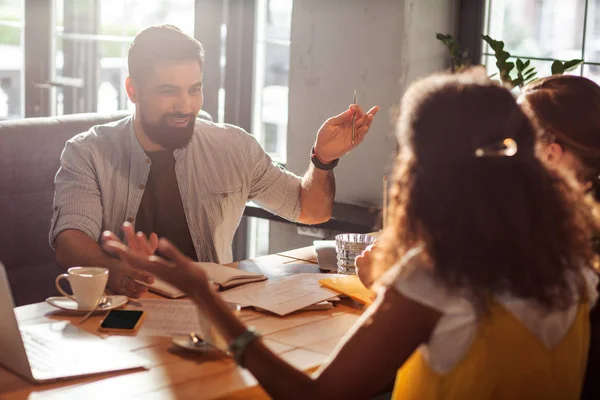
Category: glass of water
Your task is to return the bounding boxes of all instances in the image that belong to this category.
[335,233,376,275]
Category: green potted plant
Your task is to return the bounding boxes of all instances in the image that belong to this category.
[435,33,583,89]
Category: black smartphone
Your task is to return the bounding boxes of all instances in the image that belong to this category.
[99,310,145,335]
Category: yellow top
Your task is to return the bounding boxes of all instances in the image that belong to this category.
[393,300,590,400]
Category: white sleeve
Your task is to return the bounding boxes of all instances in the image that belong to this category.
[380,247,474,315]
[379,248,478,375]
[245,133,301,222]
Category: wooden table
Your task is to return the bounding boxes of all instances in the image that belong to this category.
[0,248,363,399]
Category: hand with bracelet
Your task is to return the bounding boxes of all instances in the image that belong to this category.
[312,103,380,167]
[103,237,439,400]
[295,102,379,226]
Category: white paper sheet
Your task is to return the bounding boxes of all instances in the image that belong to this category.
[219,273,339,316]
[126,298,259,337]
[126,298,206,337]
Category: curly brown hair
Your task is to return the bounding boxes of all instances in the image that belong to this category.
[374,70,600,310]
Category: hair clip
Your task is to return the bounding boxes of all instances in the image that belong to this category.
[475,138,518,158]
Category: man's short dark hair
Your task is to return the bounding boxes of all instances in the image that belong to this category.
[128,24,205,83]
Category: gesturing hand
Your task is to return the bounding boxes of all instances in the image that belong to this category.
[313,104,380,164]
[103,237,213,302]
[101,222,159,298]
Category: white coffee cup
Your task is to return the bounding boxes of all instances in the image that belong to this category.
[55,267,109,310]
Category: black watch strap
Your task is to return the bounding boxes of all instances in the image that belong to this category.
[310,147,339,170]
[229,326,261,368]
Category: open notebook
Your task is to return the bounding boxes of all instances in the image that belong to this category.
[149,262,267,299]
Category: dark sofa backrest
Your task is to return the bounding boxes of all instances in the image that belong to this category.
[0,112,134,269]
[0,110,211,305]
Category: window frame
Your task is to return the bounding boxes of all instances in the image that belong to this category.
[482,0,600,78]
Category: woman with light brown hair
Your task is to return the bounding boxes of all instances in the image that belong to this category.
[105,71,599,399]
[519,75,600,197]
[520,74,600,400]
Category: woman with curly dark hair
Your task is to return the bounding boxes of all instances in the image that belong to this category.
[104,70,599,399]
[520,75,600,400]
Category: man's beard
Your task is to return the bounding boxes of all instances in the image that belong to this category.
[140,111,196,150]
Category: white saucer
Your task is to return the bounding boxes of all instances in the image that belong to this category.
[171,335,228,354]
[45,295,128,312]
[172,336,213,353]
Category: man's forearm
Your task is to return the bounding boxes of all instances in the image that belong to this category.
[54,229,119,271]
[298,164,335,224]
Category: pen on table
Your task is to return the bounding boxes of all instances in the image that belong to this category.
[352,90,357,145]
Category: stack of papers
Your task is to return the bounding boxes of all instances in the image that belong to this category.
[219,273,339,316]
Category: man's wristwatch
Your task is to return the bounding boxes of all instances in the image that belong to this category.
[310,146,339,170]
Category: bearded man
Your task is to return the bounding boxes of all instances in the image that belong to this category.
[50,25,379,297]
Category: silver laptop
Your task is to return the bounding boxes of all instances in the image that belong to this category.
[0,262,149,383]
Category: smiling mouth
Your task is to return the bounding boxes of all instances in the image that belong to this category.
[167,116,191,126]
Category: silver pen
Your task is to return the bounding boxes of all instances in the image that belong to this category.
[352,90,357,145]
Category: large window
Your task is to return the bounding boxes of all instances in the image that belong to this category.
[252,0,292,165]
[53,0,195,116]
[0,0,23,119]
[247,0,293,258]
[483,0,600,84]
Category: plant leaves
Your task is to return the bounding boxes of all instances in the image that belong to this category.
[516,59,524,70]
[436,32,468,72]
[481,34,493,45]
[563,59,583,71]
[497,62,511,77]
[524,77,538,85]
[524,71,538,81]
[498,52,511,63]
[551,60,565,75]
[523,60,531,69]
[482,35,502,51]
